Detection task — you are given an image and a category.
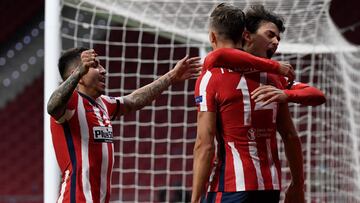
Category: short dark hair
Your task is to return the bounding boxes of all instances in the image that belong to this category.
[209,3,245,44]
[58,47,88,80]
[245,5,285,34]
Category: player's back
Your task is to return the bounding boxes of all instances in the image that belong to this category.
[195,68,284,192]
[197,68,282,140]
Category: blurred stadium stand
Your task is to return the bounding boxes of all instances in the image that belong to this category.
[0,0,44,202]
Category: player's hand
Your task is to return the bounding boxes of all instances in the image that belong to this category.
[251,85,288,106]
[79,49,98,76]
[278,61,295,83]
[170,55,202,83]
[284,182,305,203]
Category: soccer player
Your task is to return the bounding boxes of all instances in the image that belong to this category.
[192,4,308,203]
[47,47,201,203]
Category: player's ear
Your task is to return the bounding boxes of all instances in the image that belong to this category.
[78,70,86,85]
[209,31,216,44]
[79,78,85,85]
[242,30,251,43]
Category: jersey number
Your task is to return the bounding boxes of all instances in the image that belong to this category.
[236,74,277,126]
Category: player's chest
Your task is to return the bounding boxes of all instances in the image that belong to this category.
[83,103,111,125]
[82,102,113,143]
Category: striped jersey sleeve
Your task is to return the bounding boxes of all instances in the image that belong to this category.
[100,95,125,120]
[194,69,218,112]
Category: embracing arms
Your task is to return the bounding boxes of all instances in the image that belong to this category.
[251,83,326,106]
[204,48,295,81]
[205,48,325,106]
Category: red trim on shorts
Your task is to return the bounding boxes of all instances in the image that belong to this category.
[215,192,222,203]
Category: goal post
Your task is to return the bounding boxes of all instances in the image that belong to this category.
[44,0,62,202]
[48,0,360,202]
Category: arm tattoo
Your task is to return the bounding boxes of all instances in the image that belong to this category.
[47,68,82,119]
[124,73,172,113]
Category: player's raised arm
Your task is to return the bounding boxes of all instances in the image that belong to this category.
[120,56,201,115]
[47,49,98,120]
[204,48,295,81]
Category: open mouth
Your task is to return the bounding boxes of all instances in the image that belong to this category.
[99,77,105,83]
[266,46,278,58]
[266,49,274,58]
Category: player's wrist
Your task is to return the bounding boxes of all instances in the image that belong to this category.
[76,65,88,77]
[277,62,287,76]
[167,69,180,84]
[160,70,175,87]
[283,89,292,102]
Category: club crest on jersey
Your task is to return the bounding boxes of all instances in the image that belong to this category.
[247,128,256,141]
[195,96,203,104]
[93,126,113,143]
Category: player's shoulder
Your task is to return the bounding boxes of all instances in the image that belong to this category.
[205,67,237,75]
[195,68,225,89]
[100,95,114,102]
[200,68,233,82]
[63,90,80,109]
[100,95,123,107]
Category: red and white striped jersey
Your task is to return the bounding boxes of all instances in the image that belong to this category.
[50,91,123,203]
[194,68,285,192]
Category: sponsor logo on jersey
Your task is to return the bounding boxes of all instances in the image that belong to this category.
[195,96,203,104]
[256,128,274,138]
[247,128,274,140]
[93,126,113,142]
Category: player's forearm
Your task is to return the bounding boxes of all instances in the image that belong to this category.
[284,86,326,106]
[282,134,304,185]
[277,103,304,186]
[192,112,216,202]
[47,68,83,119]
[191,142,214,203]
[123,71,174,113]
[205,48,279,73]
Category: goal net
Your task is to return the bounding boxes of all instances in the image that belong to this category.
[58,0,360,202]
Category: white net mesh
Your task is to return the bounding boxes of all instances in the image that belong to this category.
[59,0,360,202]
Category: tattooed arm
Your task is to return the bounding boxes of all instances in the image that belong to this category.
[121,55,201,114]
[47,49,97,120]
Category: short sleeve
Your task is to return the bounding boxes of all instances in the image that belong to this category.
[100,95,125,120]
[55,91,78,123]
[194,70,217,112]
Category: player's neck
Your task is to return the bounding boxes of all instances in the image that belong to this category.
[214,40,239,50]
[77,86,101,100]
